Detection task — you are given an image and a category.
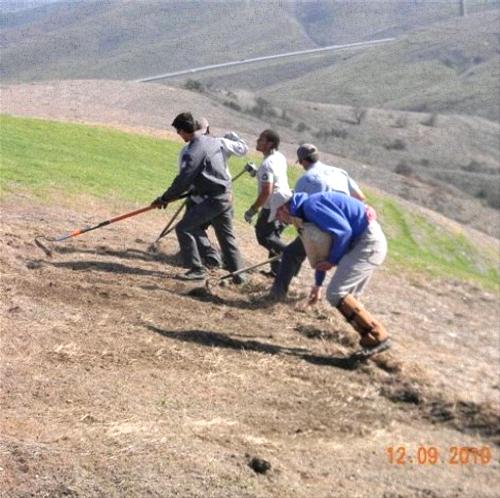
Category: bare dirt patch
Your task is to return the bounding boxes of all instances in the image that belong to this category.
[1,193,499,497]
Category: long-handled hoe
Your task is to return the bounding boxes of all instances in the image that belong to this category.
[187,255,279,298]
[147,199,187,253]
[148,162,257,253]
[34,205,156,257]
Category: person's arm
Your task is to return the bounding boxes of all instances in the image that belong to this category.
[250,182,273,211]
[348,177,365,201]
[220,135,249,157]
[307,265,332,305]
[157,152,201,204]
[244,182,273,222]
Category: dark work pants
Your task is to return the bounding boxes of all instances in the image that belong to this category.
[255,208,288,273]
[270,236,306,297]
[176,197,243,272]
[185,199,222,266]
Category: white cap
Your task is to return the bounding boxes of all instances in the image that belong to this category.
[268,190,293,222]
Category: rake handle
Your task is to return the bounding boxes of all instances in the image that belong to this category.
[55,205,155,242]
[218,255,280,281]
[156,199,188,241]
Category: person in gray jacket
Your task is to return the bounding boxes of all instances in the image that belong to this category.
[270,144,365,299]
[180,118,249,268]
[152,112,245,282]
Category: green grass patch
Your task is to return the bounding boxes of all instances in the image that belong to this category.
[368,193,499,291]
[0,114,178,202]
[1,115,497,290]
[0,114,299,219]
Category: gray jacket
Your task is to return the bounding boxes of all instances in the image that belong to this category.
[160,135,232,203]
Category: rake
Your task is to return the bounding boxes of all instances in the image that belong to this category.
[34,205,156,257]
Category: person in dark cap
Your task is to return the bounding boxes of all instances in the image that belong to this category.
[270,143,365,300]
[152,112,245,282]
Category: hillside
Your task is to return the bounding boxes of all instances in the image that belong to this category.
[187,10,500,123]
[0,117,499,497]
[2,79,499,237]
[293,0,500,46]
[0,0,311,81]
[1,0,499,94]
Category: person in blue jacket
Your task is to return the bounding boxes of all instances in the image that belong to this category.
[270,143,365,300]
[268,190,390,357]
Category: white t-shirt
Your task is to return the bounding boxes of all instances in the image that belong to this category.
[257,150,290,209]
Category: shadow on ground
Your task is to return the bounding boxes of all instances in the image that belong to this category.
[145,325,360,371]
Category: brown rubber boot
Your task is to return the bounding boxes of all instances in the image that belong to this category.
[337,294,389,348]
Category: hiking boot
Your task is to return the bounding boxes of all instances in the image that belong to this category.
[204,256,222,269]
[259,269,277,278]
[180,268,207,281]
[351,339,392,361]
[232,273,247,285]
[268,290,286,302]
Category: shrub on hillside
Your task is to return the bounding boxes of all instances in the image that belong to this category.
[223,101,242,112]
[384,138,407,151]
[486,189,500,209]
[184,79,204,92]
[421,113,438,127]
[395,161,414,176]
[313,127,348,141]
[353,107,367,125]
[392,115,408,128]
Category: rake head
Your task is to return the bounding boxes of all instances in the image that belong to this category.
[34,237,53,258]
[147,242,160,253]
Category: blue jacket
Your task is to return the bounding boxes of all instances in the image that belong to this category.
[289,192,369,283]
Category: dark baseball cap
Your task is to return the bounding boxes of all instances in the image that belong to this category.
[296,143,319,162]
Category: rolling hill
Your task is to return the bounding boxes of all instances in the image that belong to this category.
[2,79,498,237]
[1,0,499,96]
[261,10,500,123]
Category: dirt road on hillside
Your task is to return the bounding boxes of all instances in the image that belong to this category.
[1,194,498,497]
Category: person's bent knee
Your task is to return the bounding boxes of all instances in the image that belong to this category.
[326,289,346,307]
[175,222,190,236]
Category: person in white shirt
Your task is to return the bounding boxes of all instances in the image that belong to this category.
[244,129,291,276]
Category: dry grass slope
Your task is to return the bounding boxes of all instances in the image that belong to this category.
[1,194,499,497]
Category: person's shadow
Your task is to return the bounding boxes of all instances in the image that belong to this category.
[145,324,360,370]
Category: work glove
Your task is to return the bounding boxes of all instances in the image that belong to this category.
[244,206,258,224]
[152,197,168,209]
[244,162,257,177]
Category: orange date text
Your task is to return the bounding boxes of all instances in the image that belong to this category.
[385,446,492,465]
